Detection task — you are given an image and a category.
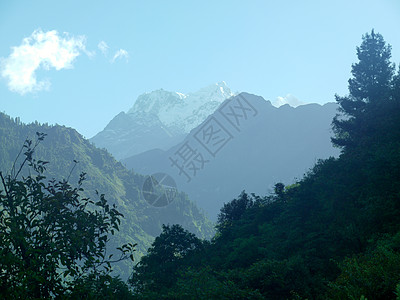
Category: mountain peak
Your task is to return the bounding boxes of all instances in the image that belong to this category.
[128,82,234,133]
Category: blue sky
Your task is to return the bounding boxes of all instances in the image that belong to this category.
[0,0,399,138]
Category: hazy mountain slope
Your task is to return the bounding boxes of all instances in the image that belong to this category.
[122,93,340,220]
[90,82,233,159]
[0,113,214,279]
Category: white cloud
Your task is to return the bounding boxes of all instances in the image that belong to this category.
[1,29,87,95]
[111,49,129,63]
[98,41,109,56]
[272,94,305,108]
[96,41,129,63]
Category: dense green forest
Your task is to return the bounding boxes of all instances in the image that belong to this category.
[128,30,400,299]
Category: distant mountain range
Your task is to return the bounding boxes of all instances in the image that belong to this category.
[90,82,233,160]
[120,92,340,220]
[0,81,341,277]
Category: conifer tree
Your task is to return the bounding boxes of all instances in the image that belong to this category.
[332,29,395,148]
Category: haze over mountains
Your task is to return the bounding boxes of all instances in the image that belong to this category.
[122,92,340,220]
[91,82,234,160]
[0,81,339,276]
[90,83,340,220]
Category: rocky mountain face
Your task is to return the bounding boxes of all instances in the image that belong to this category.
[90,82,234,160]
[121,93,340,220]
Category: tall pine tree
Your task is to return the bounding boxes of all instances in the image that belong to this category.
[332,29,395,149]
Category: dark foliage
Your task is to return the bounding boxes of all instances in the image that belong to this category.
[0,134,135,298]
[130,30,400,299]
[129,224,205,296]
[216,190,254,233]
[332,29,396,149]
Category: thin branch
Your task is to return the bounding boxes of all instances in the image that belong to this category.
[0,171,10,200]
[10,136,28,179]
[66,160,79,182]
[14,134,45,180]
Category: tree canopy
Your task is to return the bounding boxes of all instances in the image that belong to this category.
[0,134,135,299]
[129,224,204,295]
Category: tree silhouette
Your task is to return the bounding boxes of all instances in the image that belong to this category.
[332,29,395,149]
[129,224,203,294]
[216,191,254,232]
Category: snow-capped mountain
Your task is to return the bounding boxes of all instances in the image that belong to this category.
[90,82,234,159]
[128,81,234,133]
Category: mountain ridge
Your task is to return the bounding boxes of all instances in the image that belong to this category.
[122,92,340,220]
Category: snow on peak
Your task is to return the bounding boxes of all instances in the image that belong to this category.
[128,82,234,133]
[175,92,187,99]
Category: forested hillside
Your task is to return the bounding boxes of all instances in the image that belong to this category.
[0,114,214,281]
[128,30,400,299]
